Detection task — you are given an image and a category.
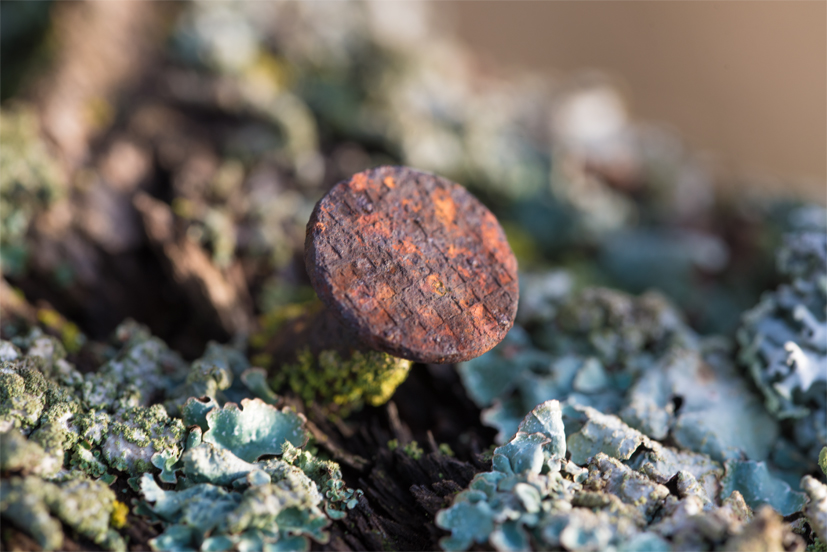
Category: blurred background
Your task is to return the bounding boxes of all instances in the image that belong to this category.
[1,0,825,358]
[441,1,826,200]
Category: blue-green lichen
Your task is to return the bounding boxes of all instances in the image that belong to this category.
[437,399,805,552]
[140,398,360,550]
[459,286,779,465]
[737,224,827,466]
[1,319,365,551]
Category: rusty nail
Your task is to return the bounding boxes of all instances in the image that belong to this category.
[302,165,519,364]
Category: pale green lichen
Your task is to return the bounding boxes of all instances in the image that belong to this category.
[460,286,778,466]
[82,320,186,413]
[70,443,109,479]
[737,225,827,468]
[164,341,244,416]
[0,104,65,277]
[0,354,80,477]
[140,398,360,550]
[802,476,827,541]
[202,398,308,462]
[181,395,220,431]
[180,441,262,486]
[437,399,805,552]
[0,476,64,550]
[101,404,185,475]
[273,347,412,416]
[0,475,125,551]
[0,428,54,476]
[460,288,691,444]
[719,460,807,516]
[1,319,365,550]
[279,441,363,518]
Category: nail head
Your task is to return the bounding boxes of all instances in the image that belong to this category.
[305,166,519,364]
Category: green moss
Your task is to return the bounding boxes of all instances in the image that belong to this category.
[36,309,86,354]
[387,439,428,460]
[110,501,129,530]
[403,441,423,460]
[251,303,313,350]
[273,348,411,416]
[439,443,455,457]
[809,537,827,552]
[819,447,827,477]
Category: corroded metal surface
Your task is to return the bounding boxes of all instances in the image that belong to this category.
[305,166,519,363]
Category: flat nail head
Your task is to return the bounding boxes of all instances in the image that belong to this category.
[305,166,519,364]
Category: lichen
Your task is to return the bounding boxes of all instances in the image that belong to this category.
[273,347,412,416]
[737,225,827,467]
[101,405,185,475]
[459,286,778,465]
[7,2,824,550]
[1,317,366,550]
[803,476,827,542]
[0,104,65,277]
[202,398,308,462]
[0,475,125,551]
[82,320,186,413]
[139,396,360,550]
[1,326,189,483]
[164,340,249,416]
[437,399,806,552]
[719,460,807,516]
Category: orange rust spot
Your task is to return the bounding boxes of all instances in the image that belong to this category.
[433,188,456,227]
[372,218,392,239]
[494,265,514,285]
[383,176,396,189]
[401,197,421,213]
[469,303,499,338]
[479,213,501,245]
[349,173,368,192]
[455,265,472,281]
[427,274,448,296]
[314,222,326,233]
[453,293,474,310]
[350,282,377,313]
[395,238,420,257]
[419,305,444,329]
[374,282,395,302]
